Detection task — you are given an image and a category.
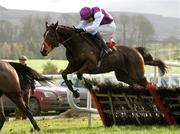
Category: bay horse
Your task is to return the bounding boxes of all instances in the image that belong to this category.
[0,61,49,131]
[40,22,167,98]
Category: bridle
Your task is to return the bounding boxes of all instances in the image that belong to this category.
[42,25,78,54]
[54,27,76,47]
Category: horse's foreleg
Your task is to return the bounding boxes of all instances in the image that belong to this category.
[62,64,80,98]
[76,61,96,79]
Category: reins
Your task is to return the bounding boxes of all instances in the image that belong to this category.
[60,34,76,45]
[55,27,76,47]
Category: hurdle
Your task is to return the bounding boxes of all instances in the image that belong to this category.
[67,80,180,127]
[88,82,180,126]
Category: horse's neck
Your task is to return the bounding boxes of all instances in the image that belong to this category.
[57,26,99,56]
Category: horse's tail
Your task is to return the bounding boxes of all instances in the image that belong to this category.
[8,62,50,81]
[135,47,168,76]
[9,62,51,92]
[144,59,168,76]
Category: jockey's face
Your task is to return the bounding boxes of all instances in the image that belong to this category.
[87,17,93,23]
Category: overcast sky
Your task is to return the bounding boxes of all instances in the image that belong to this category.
[1,0,180,18]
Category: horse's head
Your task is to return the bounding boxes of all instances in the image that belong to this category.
[40,21,59,56]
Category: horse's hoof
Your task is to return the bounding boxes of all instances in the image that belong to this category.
[35,126,40,131]
[73,90,80,98]
[37,127,40,131]
[30,127,40,132]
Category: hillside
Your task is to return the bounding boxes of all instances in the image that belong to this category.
[0,5,180,40]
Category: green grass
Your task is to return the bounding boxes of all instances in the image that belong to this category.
[11,59,68,73]
[27,59,68,73]
[1,118,180,134]
[10,59,180,74]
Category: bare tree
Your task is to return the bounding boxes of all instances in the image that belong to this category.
[132,15,155,46]
[119,14,130,45]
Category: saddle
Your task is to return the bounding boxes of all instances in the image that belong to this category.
[82,33,116,56]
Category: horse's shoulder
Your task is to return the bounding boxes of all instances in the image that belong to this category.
[80,33,100,46]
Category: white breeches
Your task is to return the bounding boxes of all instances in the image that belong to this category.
[97,21,116,41]
[85,21,116,41]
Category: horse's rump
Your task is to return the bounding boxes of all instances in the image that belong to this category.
[0,61,20,93]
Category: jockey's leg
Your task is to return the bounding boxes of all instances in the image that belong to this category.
[96,22,116,57]
[98,21,116,35]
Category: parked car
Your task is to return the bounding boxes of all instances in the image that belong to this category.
[0,80,79,116]
[56,78,95,108]
[29,80,72,115]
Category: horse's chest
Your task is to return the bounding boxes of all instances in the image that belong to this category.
[68,50,96,67]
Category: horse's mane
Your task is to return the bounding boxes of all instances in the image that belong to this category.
[58,25,73,30]
[56,25,100,50]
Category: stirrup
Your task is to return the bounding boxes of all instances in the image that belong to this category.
[105,48,112,54]
[104,49,112,56]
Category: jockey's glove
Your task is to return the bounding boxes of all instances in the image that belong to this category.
[74,28,85,33]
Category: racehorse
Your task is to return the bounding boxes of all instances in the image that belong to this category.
[40,22,167,98]
[0,61,49,131]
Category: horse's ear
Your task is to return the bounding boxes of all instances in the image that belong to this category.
[45,21,49,29]
[54,21,58,30]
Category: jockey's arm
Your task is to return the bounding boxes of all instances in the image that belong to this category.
[84,12,104,35]
[76,20,88,28]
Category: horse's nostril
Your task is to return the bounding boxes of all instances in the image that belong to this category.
[40,50,47,56]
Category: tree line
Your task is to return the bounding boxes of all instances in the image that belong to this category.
[0,13,175,60]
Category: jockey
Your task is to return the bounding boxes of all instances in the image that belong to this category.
[76,6,116,57]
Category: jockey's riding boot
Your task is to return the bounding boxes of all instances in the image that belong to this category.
[94,32,112,57]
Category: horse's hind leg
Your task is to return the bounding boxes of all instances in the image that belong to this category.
[0,93,5,130]
[115,71,143,87]
[136,77,148,87]
[115,71,148,87]
[6,93,40,131]
[0,93,6,130]
[115,71,134,85]
[0,111,6,130]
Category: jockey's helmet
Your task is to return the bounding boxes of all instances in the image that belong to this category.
[80,7,92,20]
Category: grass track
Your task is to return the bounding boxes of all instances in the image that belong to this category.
[1,118,180,134]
